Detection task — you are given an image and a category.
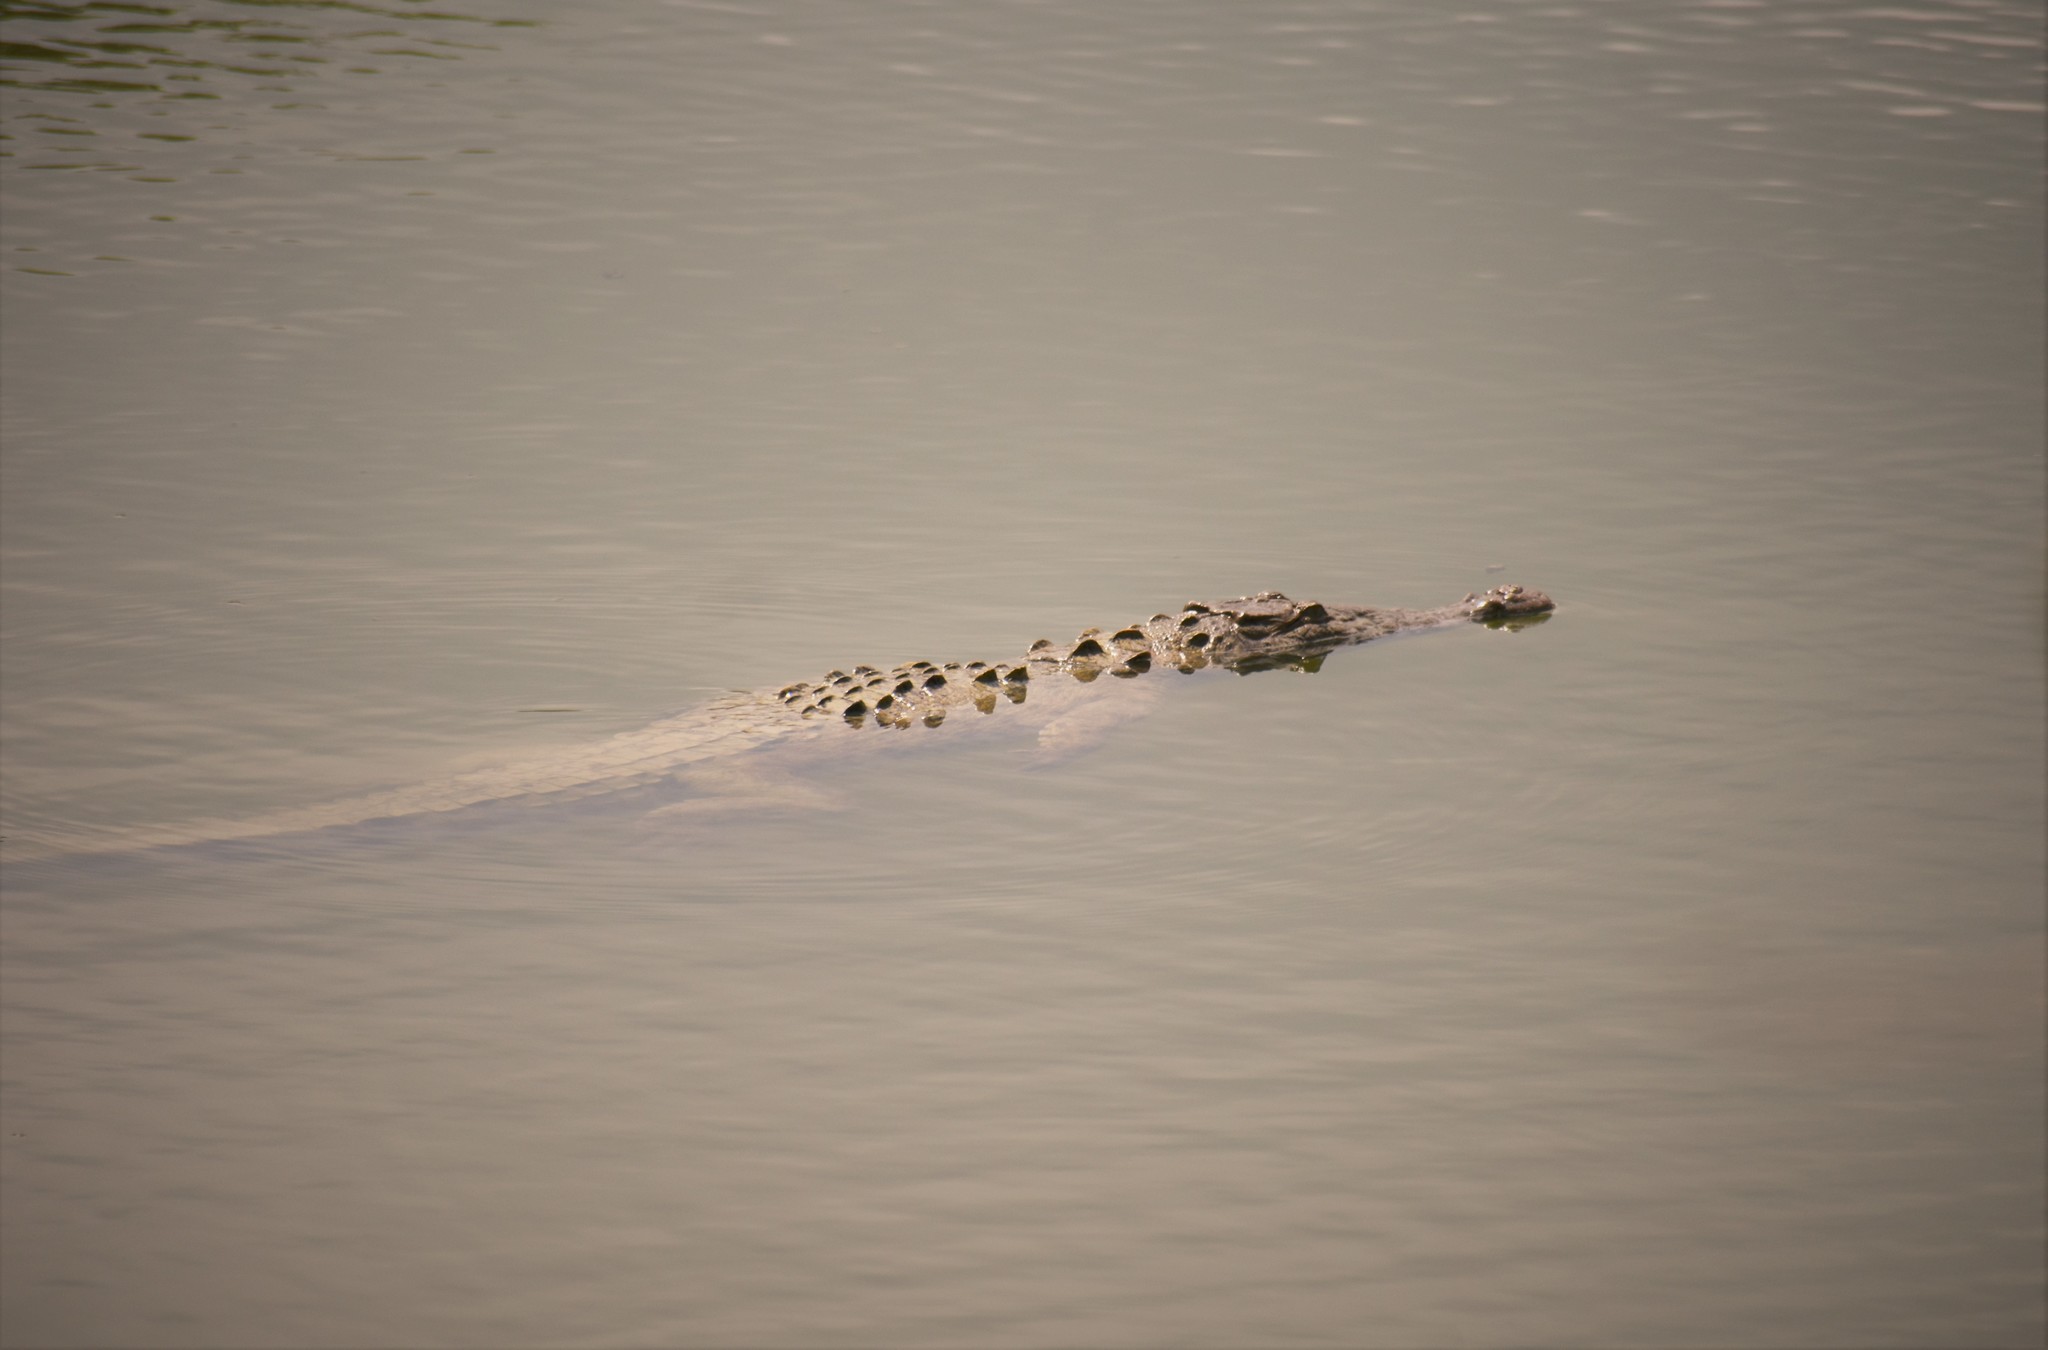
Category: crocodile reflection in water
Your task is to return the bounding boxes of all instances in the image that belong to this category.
[3,586,1553,860]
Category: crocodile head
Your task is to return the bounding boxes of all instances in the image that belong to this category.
[1175,585,1554,671]
[1464,584,1555,624]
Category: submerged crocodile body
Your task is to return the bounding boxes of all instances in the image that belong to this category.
[4,586,1553,860]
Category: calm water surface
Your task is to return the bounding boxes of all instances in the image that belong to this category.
[2,1,2042,1346]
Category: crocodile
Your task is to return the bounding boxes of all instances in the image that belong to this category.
[1,585,1553,861]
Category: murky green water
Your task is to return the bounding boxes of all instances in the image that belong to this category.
[3,2,2041,1346]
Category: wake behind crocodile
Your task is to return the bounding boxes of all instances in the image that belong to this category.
[1,586,1554,862]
